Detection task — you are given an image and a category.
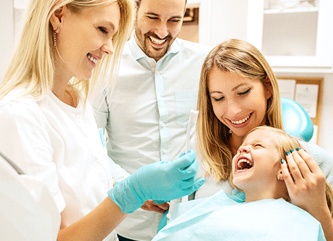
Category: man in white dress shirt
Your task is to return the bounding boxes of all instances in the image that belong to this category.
[93,0,211,240]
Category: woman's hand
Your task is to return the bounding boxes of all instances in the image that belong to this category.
[282,148,327,212]
[108,150,205,214]
[281,148,333,241]
[141,200,169,214]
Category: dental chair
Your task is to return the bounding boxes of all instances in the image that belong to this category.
[281,97,314,142]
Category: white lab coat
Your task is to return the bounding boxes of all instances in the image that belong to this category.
[0,153,60,240]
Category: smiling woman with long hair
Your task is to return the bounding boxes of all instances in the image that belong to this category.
[195,39,333,241]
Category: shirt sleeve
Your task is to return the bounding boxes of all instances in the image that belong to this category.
[0,98,65,212]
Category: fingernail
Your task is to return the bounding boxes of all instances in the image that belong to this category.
[296,147,300,151]
[290,149,294,153]
[280,159,285,164]
[286,151,290,156]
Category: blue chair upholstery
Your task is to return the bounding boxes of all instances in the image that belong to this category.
[281,97,314,142]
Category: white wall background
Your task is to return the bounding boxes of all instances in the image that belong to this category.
[0,0,28,81]
[0,1,14,81]
[320,74,333,155]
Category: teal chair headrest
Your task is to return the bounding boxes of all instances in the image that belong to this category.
[281,97,314,142]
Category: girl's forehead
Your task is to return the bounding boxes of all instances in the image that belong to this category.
[244,129,276,144]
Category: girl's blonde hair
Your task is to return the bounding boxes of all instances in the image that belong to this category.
[196,39,283,181]
[246,126,333,218]
[0,0,134,101]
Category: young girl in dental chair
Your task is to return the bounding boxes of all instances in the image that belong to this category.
[153,126,333,241]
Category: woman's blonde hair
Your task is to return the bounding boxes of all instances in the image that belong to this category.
[246,126,333,218]
[0,0,134,100]
[197,39,283,181]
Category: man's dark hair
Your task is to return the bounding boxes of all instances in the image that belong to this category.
[134,0,187,11]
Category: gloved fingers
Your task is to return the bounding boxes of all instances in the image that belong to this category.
[180,177,206,194]
[179,175,204,190]
[192,177,206,191]
[179,170,196,183]
[180,177,206,190]
[176,160,199,181]
[179,158,198,180]
[179,177,196,190]
[172,150,196,170]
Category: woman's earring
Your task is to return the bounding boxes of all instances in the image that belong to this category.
[53,31,57,47]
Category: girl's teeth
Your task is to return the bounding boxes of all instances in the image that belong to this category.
[237,159,253,170]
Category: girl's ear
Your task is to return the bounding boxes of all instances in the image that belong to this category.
[50,6,64,32]
[277,169,284,181]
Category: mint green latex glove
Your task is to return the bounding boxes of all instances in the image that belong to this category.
[108,150,205,214]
